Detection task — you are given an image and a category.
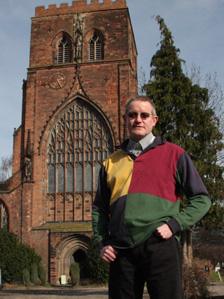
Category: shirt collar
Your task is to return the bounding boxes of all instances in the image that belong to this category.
[127,133,155,151]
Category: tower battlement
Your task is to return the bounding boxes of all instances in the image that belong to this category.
[35,0,127,17]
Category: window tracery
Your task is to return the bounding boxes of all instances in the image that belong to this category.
[47,99,113,194]
[57,34,73,64]
[89,30,104,61]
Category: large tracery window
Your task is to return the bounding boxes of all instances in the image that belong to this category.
[47,99,113,194]
[89,30,104,61]
[0,201,8,230]
[57,34,73,64]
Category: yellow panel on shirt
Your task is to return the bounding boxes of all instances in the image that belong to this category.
[103,150,133,205]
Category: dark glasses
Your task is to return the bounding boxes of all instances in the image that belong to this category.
[127,112,153,119]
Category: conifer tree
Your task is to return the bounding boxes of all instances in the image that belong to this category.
[144,16,224,228]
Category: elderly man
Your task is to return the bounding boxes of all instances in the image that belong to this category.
[92,96,211,299]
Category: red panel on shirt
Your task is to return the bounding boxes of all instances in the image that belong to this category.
[128,142,184,202]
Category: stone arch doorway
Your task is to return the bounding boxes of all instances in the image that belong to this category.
[56,234,90,284]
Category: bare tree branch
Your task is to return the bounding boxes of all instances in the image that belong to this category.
[0,156,12,182]
[189,65,224,166]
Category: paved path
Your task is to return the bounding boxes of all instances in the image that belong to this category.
[0,287,108,299]
[208,283,224,298]
[0,286,151,299]
[0,289,105,299]
[0,284,224,298]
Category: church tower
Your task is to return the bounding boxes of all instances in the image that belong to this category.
[0,0,137,284]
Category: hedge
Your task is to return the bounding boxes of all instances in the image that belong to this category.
[0,229,43,284]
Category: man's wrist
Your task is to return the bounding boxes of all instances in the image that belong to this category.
[166,218,181,234]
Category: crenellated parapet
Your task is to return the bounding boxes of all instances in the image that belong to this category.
[35,0,127,17]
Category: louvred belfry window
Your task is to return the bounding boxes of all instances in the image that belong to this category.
[47,99,113,195]
[89,31,104,61]
[57,34,73,64]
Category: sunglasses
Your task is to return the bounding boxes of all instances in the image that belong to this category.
[127,112,153,119]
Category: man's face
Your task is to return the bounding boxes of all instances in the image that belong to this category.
[126,100,158,141]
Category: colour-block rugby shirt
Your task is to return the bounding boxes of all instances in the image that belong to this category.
[92,137,211,249]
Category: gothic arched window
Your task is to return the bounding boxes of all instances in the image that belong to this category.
[57,34,73,64]
[47,99,113,195]
[89,30,104,61]
[0,201,8,230]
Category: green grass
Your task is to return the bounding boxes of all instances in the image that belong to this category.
[210,271,224,282]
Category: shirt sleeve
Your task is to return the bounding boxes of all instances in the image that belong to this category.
[92,165,111,247]
[168,152,211,232]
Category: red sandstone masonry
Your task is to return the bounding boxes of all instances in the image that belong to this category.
[0,0,138,284]
[35,0,127,17]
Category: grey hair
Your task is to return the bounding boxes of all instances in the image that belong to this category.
[125,96,157,115]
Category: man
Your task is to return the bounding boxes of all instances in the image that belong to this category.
[92,96,211,299]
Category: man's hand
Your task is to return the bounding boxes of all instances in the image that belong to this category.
[100,245,117,263]
[156,224,173,239]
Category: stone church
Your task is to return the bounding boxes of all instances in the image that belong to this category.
[0,0,137,284]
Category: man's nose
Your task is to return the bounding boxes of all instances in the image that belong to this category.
[135,115,142,122]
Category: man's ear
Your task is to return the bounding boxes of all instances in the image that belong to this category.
[153,116,159,127]
[153,116,159,128]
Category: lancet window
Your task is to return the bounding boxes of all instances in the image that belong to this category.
[57,34,73,64]
[89,30,104,61]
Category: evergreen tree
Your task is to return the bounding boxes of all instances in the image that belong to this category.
[144,17,224,298]
[144,16,224,228]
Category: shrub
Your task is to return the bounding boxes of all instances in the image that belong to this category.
[194,242,224,268]
[22,268,31,286]
[0,229,42,284]
[30,263,41,285]
[183,258,210,299]
[38,263,47,285]
[81,239,109,284]
[70,262,80,286]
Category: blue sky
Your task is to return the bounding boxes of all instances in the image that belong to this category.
[0,0,224,158]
